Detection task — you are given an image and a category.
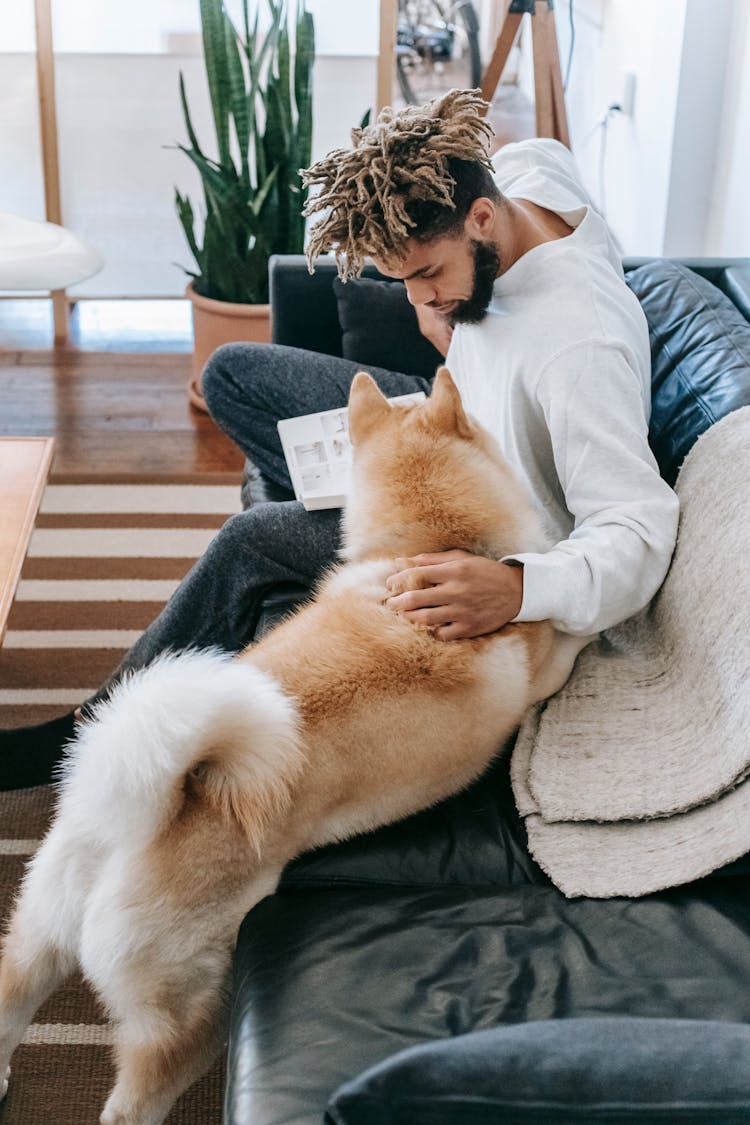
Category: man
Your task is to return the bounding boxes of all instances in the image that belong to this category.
[0,89,678,787]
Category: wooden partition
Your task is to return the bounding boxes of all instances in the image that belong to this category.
[377,0,397,112]
[34,0,69,343]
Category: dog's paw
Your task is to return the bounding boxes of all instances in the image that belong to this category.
[1,1065,9,1100]
[100,1097,157,1125]
[100,1098,128,1125]
[100,1107,131,1125]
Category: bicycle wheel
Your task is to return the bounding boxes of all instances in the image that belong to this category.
[396,0,481,106]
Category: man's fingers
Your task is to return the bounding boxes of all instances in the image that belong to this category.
[409,551,466,566]
[397,605,454,627]
[386,564,455,594]
[386,551,472,593]
[392,551,465,570]
[386,588,444,612]
[434,622,467,641]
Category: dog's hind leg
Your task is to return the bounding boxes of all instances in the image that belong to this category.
[89,858,282,1125]
[98,953,230,1125]
[0,939,73,1100]
[0,827,82,1098]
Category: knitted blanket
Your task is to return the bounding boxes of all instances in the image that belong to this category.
[511,407,750,898]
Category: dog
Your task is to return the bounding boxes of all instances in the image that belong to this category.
[0,368,590,1124]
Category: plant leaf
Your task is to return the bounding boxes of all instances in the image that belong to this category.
[174,188,202,271]
[178,71,205,159]
[225,13,250,184]
[200,0,232,169]
[175,0,315,297]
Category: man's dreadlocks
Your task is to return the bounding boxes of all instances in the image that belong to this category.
[300,88,496,279]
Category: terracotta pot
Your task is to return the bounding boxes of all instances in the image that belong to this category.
[186,282,271,413]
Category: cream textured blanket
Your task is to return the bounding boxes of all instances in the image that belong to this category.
[511,406,750,898]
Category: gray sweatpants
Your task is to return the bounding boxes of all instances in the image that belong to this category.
[91,343,432,701]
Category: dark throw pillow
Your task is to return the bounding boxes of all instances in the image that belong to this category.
[326,1018,750,1124]
[625,260,750,485]
[333,275,443,379]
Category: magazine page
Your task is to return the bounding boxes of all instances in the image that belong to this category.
[278,392,426,511]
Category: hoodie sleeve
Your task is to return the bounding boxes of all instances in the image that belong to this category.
[503,340,680,635]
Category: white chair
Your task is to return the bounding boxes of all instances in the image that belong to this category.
[0,210,103,291]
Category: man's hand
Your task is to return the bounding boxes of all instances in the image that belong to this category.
[414,304,454,357]
[385,549,524,641]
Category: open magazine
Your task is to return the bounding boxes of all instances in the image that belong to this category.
[277,392,426,510]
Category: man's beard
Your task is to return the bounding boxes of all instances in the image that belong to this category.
[449,240,501,326]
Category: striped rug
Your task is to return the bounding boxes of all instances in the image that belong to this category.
[0,477,242,1124]
[1,480,241,728]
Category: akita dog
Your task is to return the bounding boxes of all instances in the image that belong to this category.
[0,368,589,1124]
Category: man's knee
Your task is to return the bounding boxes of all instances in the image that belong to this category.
[207,508,261,562]
[210,505,300,559]
[202,342,267,419]
[212,503,339,575]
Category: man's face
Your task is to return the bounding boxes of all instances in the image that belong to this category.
[373,233,501,326]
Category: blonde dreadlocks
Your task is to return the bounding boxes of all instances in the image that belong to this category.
[300,88,495,280]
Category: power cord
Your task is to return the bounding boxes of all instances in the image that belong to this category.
[563,0,575,90]
[596,103,623,218]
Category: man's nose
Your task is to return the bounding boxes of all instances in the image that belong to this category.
[404,277,436,305]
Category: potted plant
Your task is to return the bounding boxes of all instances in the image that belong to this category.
[176,0,315,410]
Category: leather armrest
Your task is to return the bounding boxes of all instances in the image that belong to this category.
[724,265,750,323]
[624,256,750,321]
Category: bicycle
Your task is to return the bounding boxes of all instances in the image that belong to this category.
[396,0,482,106]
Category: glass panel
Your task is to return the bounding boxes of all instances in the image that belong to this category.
[49,0,379,57]
[0,0,45,224]
[56,53,211,297]
[0,1,381,300]
[45,1,379,297]
[52,0,201,54]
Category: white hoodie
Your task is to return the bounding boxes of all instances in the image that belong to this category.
[446,138,679,636]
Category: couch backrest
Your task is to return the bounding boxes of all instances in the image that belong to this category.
[269,254,750,355]
[270,255,380,356]
[270,254,750,486]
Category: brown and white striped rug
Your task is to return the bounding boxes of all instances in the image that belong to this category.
[0,476,242,1124]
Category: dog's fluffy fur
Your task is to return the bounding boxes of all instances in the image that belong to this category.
[0,369,590,1124]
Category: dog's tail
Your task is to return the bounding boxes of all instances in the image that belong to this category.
[56,650,303,853]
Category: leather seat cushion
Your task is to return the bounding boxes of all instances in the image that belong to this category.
[226,874,750,1125]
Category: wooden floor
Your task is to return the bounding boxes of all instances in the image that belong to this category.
[0,88,534,480]
[0,348,244,478]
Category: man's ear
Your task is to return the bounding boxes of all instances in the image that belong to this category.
[429,367,473,439]
[464,197,497,241]
[348,371,391,445]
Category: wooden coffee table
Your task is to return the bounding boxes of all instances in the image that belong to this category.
[0,437,55,646]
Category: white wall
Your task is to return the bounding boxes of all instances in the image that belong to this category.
[663,0,735,255]
[552,0,689,255]
[519,0,747,257]
[704,0,750,256]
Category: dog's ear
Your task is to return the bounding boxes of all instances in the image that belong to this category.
[348,371,391,445]
[428,367,473,439]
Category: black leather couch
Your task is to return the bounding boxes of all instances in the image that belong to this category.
[223,255,750,1124]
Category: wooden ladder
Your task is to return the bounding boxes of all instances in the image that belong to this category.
[0,437,55,646]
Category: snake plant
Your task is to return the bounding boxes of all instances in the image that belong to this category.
[175,0,315,304]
